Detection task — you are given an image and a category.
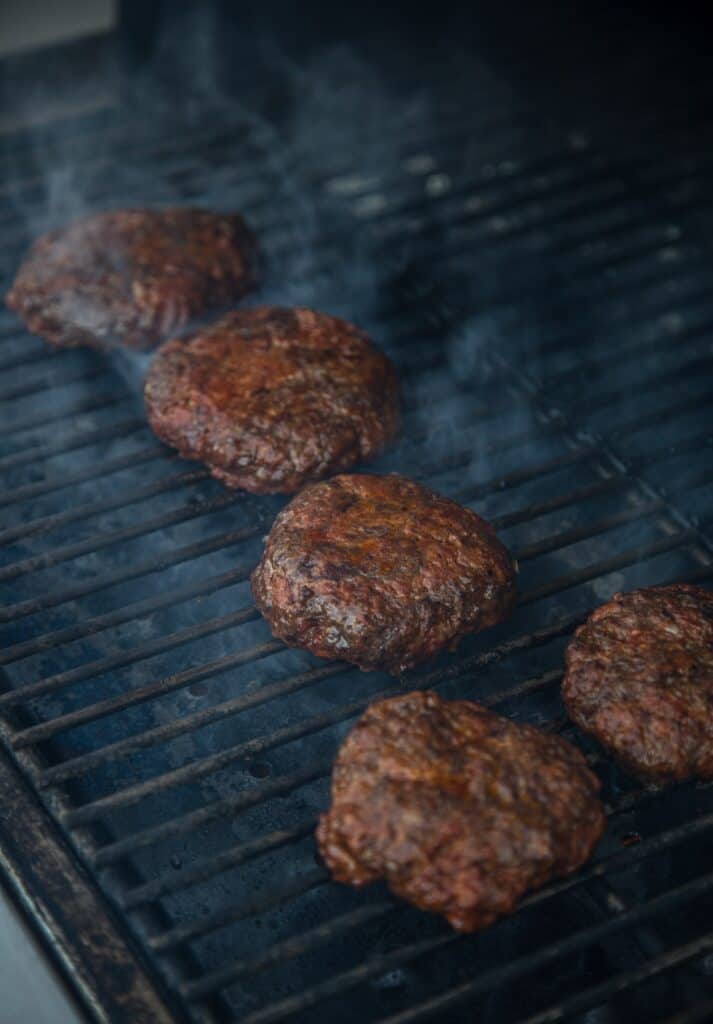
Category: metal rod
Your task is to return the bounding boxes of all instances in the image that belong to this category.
[513,501,664,562]
[0,444,165,510]
[40,662,349,788]
[178,811,713,1000]
[237,871,713,1024]
[14,637,281,750]
[155,869,330,962]
[75,618,582,855]
[0,523,262,624]
[516,932,713,1024]
[0,605,260,709]
[0,467,209,547]
[0,490,239,584]
[0,416,144,476]
[0,393,129,441]
[91,762,329,868]
[519,531,697,606]
[0,363,107,404]
[121,820,318,910]
[0,563,253,666]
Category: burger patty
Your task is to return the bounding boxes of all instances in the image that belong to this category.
[144,307,399,493]
[6,207,259,350]
[562,584,713,783]
[251,473,517,673]
[316,691,605,931]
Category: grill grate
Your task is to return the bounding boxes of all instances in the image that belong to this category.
[0,54,712,1024]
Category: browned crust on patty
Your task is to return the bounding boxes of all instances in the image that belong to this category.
[144,307,399,494]
[5,207,259,350]
[562,584,713,783]
[251,473,517,673]
[316,691,605,931]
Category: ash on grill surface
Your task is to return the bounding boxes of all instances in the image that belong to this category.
[251,473,516,672]
[5,208,259,351]
[563,584,713,782]
[144,307,399,493]
[317,691,605,931]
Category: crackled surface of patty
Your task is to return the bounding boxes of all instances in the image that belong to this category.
[144,307,399,493]
[562,584,713,783]
[251,473,516,673]
[6,208,259,350]
[316,691,605,931]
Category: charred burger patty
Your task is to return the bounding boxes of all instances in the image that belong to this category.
[562,584,713,782]
[317,691,605,931]
[144,307,399,494]
[6,207,258,350]
[251,473,516,673]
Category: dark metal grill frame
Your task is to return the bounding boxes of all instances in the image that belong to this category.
[0,54,712,1024]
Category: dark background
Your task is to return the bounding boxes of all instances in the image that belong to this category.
[3,1,713,135]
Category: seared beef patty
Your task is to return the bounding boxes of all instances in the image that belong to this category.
[144,307,399,493]
[6,208,258,350]
[562,584,713,783]
[251,473,516,673]
[317,691,605,931]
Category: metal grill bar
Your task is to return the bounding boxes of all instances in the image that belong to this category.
[516,276,712,359]
[0,392,129,440]
[0,113,594,257]
[544,318,713,388]
[121,820,318,910]
[610,392,713,442]
[91,761,330,868]
[64,690,404,826]
[0,606,259,708]
[453,446,597,501]
[0,444,165,510]
[47,653,642,834]
[238,871,713,1024]
[0,411,538,555]
[15,638,282,750]
[0,524,261,624]
[30,610,580,777]
[178,902,394,991]
[513,502,664,561]
[0,563,253,666]
[19,479,704,790]
[0,416,144,475]
[0,344,64,374]
[0,364,106,404]
[517,933,713,1024]
[176,810,713,1000]
[40,663,349,787]
[0,490,240,584]
[573,353,713,416]
[0,101,525,215]
[112,726,696,954]
[518,531,699,606]
[490,476,630,530]
[40,510,688,810]
[63,618,601,861]
[300,160,627,258]
[9,276,696,557]
[156,869,330,962]
[0,467,210,547]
